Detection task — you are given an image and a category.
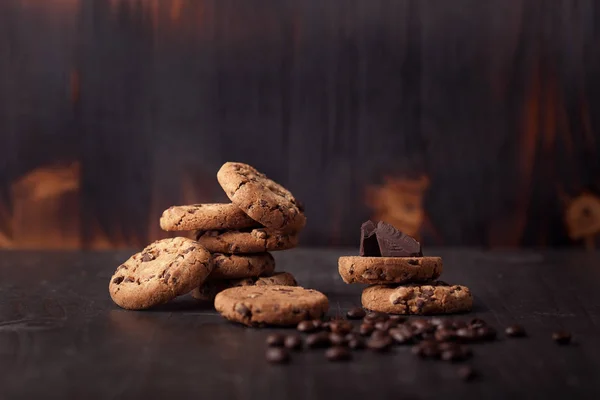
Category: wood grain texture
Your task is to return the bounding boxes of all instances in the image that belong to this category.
[0,248,600,399]
[0,1,599,247]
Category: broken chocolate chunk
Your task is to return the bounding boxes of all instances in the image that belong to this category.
[359,220,381,257]
[375,221,422,257]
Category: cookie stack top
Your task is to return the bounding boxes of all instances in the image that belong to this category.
[338,221,473,315]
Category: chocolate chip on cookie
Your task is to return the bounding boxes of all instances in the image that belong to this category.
[160,203,260,232]
[217,162,306,233]
[214,285,329,326]
[209,253,276,280]
[109,237,213,310]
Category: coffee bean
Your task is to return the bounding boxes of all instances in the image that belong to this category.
[552,331,572,345]
[346,307,366,320]
[435,328,457,342]
[345,332,359,342]
[266,333,285,347]
[312,319,324,330]
[364,312,389,323]
[477,326,497,341]
[266,348,290,364]
[326,346,352,361]
[505,325,526,337]
[284,335,303,350]
[411,319,435,335]
[388,315,406,323]
[359,323,375,336]
[414,340,440,358]
[441,345,471,362]
[469,318,487,329]
[452,320,468,330]
[297,320,319,333]
[456,328,478,342]
[329,333,347,346]
[348,338,365,350]
[375,320,396,331]
[457,366,477,381]
[329,320,353,334]
[371,330,390,340]
[429,317,445,326]
[367,336,393,352]
[390,327,414,345]
[436,320,455,331]
[306,332,331,349]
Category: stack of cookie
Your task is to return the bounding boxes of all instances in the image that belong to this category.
[159,162,305,303]
[338,221,473,315]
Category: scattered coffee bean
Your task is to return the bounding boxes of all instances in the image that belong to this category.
[348,338,365,350]
[413,340,440,358]
[284,335,303,350]
[371,330,390,340]
[312,319,324,330]
[375,320,396,331]
[440,345,471,362]
[430,317,445,326]
[452,320,468,330]
[266,348,290,364]
[457,366,477,381]
[329,320,353,334]
[306,332,331,349]
[367,336,393,352]
[329,332,347,346]
[388,315,406,324]
[477,326,497,341]
[359,323,375,336]
[346,307,366,320]
[390,327,414,345]
[411,319,435,335]
[325,346,352,362]
[552,331,572,345]
[505,325,526,338]
[436,320,454,331]
[469,318,487,329]
[297,320,320,333]
[456,328,478,342]
[435,328,457,342]
[364,312,389,323]
[266,333,285,347]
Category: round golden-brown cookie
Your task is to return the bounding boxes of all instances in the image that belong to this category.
[217,162,306,233]
[191,271,298,301]
[361,281,472,315]
[109,237,213,310]
[338,256,443,284]
[159,203,259,232]
[195,229,298,254]
[214,285,328,326]
[209,253,276,280]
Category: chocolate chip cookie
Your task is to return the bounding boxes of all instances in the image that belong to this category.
[215,285,329,326]
[191,271,298,301]
[338,256,443,284]
[217,162,306,233]
[160,203,259,232]
[109,237,213,310]
[195,228,298,253]
[361,281,473,315]
[209,253,276,280]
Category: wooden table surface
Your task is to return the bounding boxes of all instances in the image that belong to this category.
[1,248,599,399]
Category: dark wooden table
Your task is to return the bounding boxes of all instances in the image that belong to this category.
[1,248,600,399]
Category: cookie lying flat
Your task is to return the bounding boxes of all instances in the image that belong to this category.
[217,162,306,233]
[338,256,442,284]
[191,271,298,301]
[361,281,472,315]
[195,229,298,254]
[210,253,275,280]
[215,285,328,326]
[109,237,213,310]
[160,203,259,232]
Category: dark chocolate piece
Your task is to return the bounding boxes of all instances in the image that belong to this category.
[375,221,423,257]
[359,220,381,256]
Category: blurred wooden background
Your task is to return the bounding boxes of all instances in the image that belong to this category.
[0,0,599,249]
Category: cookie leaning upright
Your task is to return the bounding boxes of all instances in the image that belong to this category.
[109,237,213,310]
[217,162,306,233]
